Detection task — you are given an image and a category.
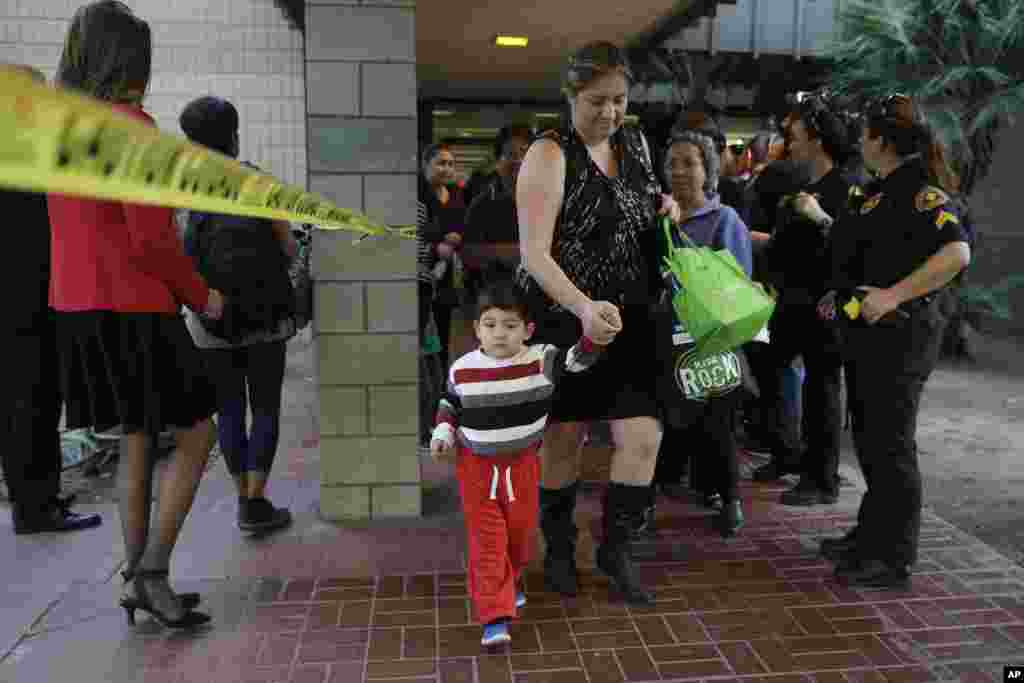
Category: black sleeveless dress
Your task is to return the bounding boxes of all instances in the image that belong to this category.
[515,124,664,423]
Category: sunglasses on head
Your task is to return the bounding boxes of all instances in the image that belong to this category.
[866,93,911,121]
[784,90,835,137]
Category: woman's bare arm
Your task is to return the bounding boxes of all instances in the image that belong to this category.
[517,140,590,318]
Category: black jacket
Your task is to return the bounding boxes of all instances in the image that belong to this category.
[3,188,52,334]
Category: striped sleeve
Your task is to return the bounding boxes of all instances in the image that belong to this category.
[541,337,602,384]
[431,369,461,447]
[565,337,601,373]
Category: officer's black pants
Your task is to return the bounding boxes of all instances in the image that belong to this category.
[766,302,844,492]
[1,314,62,508]
[842,309,943,568]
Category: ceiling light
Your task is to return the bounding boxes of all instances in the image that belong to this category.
[495,35,528,48]
[433,109,455,117]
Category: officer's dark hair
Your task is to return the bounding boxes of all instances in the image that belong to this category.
[785,95,855,165]
[179,96,240,158]
[421,142,453,179]
[57,1,151,103]
[494,124,533,160]
[865,94,960,194]
[475,279,531,323]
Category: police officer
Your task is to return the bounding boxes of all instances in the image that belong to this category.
[752,90,863,510]
[815,94,971,588]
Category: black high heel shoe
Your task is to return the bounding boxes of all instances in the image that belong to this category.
[122,569,211,628]
[120,571,201,611]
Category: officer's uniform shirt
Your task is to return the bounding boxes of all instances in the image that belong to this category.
[829,157,968,374]
[829,158,968,298]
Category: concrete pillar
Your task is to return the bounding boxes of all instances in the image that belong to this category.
[305,0,421,519]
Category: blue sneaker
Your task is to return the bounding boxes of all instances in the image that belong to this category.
[515,592,527,609]
[481,621,511,646]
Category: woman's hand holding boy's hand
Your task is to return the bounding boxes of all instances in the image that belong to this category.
[430,439,453,463]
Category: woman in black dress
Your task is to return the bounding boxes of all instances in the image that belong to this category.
[516,41,681,605]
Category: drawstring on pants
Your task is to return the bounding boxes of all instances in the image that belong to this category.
[488,464,516,502]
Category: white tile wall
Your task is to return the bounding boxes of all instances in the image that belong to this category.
[1,1,308,188]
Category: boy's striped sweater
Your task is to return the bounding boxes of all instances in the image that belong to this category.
[432,338,601,455]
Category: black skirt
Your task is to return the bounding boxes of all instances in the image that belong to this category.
[57,311,217,435]
[531,304,660,423]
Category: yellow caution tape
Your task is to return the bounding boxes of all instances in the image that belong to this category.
[0,66,414,241]
[843,297,861,320]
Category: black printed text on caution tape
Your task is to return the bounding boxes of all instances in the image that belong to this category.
[0,66,414,241]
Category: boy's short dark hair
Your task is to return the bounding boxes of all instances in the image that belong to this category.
[475,279,531,322]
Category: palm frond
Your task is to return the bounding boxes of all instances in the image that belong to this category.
[967,81,1024,134]
[960,274,1024,320]
[826,0,1024,195]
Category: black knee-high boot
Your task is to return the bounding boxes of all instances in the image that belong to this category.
[539,482,579,596]
[597,483,655,605]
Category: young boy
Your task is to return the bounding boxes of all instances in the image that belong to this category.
[431,280,605,647]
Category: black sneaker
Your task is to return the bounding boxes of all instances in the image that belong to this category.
[238,497,292,533]
[780,478,838,506]
[752,461,800,482]
[715,500,744,537]
[700,492,724,511]
[835,558,910,589]
[821,530,858,561]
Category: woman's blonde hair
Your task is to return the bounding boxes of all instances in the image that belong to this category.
[56,1,152,103]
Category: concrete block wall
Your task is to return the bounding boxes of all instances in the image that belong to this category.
[0,0,307,187]
[306,0,421,519]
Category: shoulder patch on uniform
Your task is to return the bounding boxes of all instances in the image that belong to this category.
[915,186,949,212]
[849,186,864,199]
[860,193,883,214]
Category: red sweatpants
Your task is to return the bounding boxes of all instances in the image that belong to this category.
[456,447,540,626]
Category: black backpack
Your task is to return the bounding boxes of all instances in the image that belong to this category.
[184,211,295,343]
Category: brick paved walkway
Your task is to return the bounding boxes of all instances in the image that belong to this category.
[11,465,1020,683]
[2,332,1021,682]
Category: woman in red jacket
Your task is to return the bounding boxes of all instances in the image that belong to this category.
[49,1,225,629]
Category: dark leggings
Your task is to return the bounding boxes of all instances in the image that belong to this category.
[203,340,287,475]
[654,399,740,503]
